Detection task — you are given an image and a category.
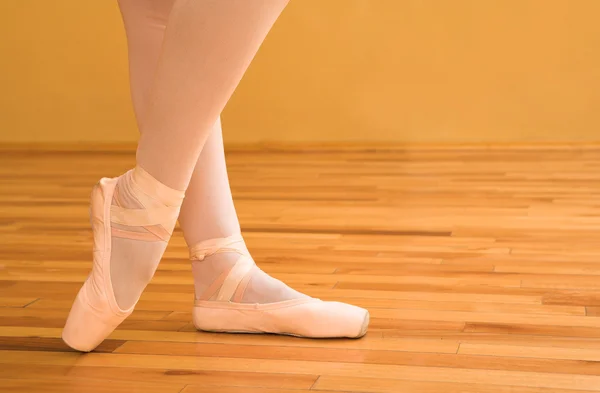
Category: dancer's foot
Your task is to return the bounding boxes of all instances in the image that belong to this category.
[62,167,184,351]
[190,234,369,338]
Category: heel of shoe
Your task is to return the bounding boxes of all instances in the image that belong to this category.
[62,284,123,352]
[192,305,216,332]
[192,305,251,333]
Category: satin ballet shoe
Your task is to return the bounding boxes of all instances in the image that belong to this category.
[62,168,182,352]
[190,234,369,338]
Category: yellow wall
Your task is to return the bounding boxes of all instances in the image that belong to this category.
[2,0,600,144]
[1,1,135,143]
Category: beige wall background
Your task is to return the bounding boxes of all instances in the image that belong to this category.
[1,0,600,144]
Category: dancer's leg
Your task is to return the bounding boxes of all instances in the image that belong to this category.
[111,0,177,312]
[115,0,288,309]
[118,0,310,304]
[118,0,238,243]
[63,0,290,351]
[118,0,175,124]
[136,0,289,191]
[117,0,369,338]
[114,0,246,310]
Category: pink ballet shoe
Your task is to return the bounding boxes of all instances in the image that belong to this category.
[190,235,370,338]
[62,169,181,352]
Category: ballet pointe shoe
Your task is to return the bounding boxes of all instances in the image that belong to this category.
[62,178,127,351]
[62,169,182,352]
[190,235,370,338]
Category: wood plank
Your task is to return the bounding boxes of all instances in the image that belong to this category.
[0,378,184,393]
[0,307,171,321]
[0,312,187,331]
[182,387,339,393]
[0,297,38,307]
[459,343,600,362]
[314,375,596,393]
[3,350,600,391]
[0,363,317,390]
[543,291,600,307]
[587,307,600,316]
[371,308,600,328]
[114,340,457,360]
[464,322,600,339]
[0,337,124,353]
[336,281,548,297]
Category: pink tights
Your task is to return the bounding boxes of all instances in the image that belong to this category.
[112,0,305,309]
[118,0,242,246]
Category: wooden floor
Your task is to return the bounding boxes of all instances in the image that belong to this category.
[1,145,600,392]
